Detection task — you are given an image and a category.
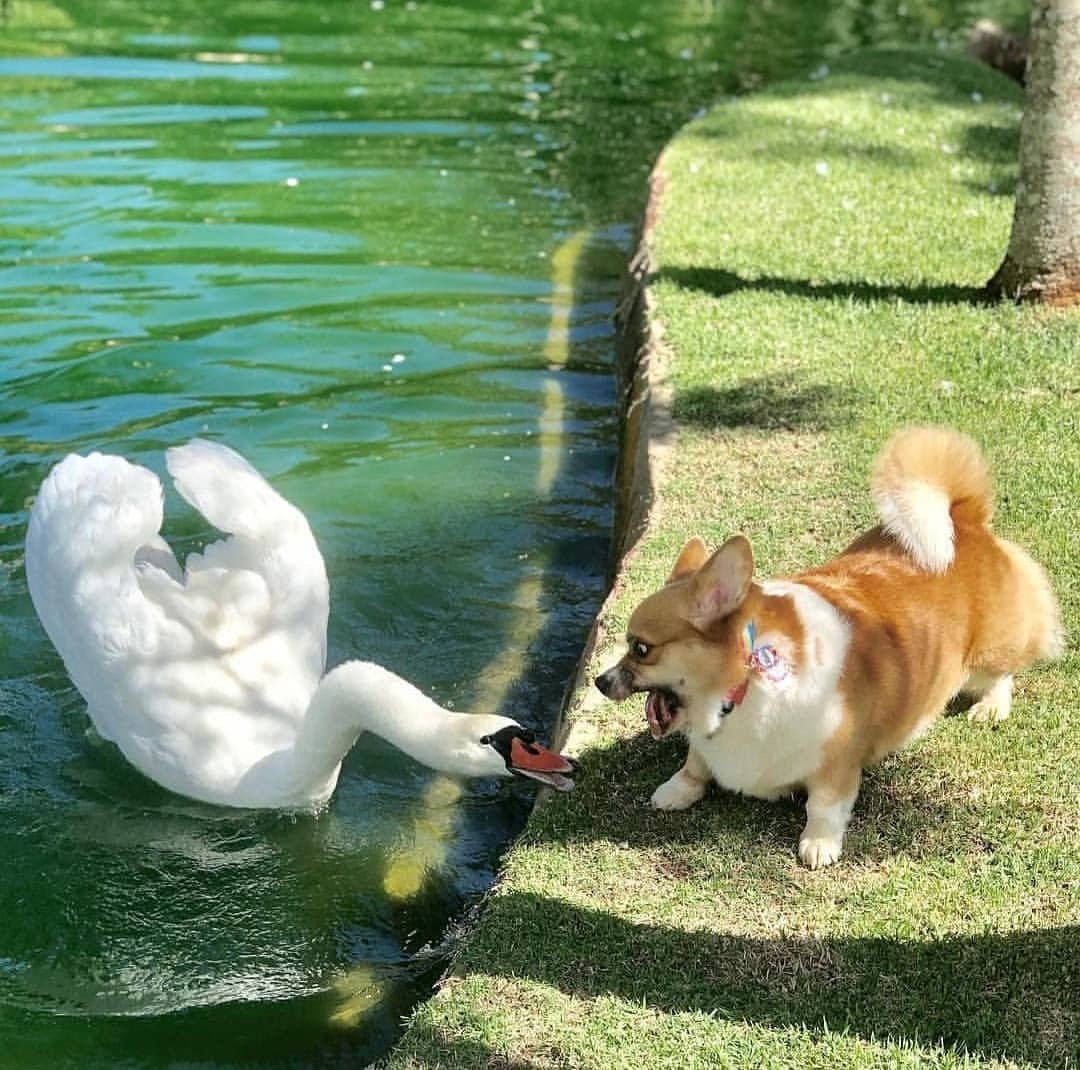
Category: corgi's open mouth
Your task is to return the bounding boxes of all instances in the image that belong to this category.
[645,688,681,739]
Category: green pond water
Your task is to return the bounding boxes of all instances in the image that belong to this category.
[0,0,1022,1066]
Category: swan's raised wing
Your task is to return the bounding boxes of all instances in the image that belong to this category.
[27,443,329,741]
[25,451,184,738]
[164,440,329,675]
[166,439,300,543]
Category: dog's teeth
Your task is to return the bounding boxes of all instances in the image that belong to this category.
[645,690,679,739]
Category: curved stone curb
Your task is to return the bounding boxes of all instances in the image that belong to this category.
[548,149,676,762]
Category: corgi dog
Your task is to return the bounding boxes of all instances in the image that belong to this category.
[595,427,1062,868]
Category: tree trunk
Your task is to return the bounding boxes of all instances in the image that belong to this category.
[986,0,1080,305]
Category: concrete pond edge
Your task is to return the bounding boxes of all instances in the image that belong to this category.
[548,148,676,763]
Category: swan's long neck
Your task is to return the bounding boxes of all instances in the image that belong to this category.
[293,660,487,800]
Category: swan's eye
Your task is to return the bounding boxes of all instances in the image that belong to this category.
[479,734,492,745]
[632,640,651,660]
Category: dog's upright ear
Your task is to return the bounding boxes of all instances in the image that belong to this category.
[667,536,708,583]
[688,535,754,631]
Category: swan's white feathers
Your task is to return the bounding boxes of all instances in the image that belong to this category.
[133,535,183,582]
[25,441,565,810]
[166,438,305,542]
[164,439,329,668]
[136,562,272,653]
[25,442,331,801]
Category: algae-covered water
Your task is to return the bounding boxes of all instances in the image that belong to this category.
[0,0,1021,1065]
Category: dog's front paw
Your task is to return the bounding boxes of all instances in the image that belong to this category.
[650,772,706,811]
[798,833,843,870]
[967,698,1010,725]
[966,675,1013,726]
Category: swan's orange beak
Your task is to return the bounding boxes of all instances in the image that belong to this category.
[508,735,578,792]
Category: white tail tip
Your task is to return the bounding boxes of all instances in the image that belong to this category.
[875,480,955,573]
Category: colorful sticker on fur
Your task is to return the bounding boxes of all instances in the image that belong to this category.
[716,620,792,727]
[742,620,791,684]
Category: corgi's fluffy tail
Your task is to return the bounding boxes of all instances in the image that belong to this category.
[871,426,993,573]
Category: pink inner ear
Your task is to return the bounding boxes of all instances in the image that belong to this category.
[707,585,729,611]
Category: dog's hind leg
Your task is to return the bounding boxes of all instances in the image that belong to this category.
[651,745,711,811]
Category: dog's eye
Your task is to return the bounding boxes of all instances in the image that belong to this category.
[632,640,651,659]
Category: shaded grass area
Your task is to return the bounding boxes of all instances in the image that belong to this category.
[386,50,1079,1070]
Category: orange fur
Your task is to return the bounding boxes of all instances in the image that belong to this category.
[595,427,1062,867]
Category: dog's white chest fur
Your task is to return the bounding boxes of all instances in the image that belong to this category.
[688,581,850,798]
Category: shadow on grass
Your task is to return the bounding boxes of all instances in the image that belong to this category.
[961,122,1019,200]
[962,121,1020,166]
[392,1032,547,1070]
[466,890,1075,1068]
[659,265,987,306]
[731,47,1022,115]
[674,373,855,432]
[534,729,996,863]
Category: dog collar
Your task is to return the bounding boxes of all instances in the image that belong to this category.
[721,676,750,713]
[719,620,790,716]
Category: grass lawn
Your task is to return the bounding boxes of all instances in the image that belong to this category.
[385,49,1079,1070]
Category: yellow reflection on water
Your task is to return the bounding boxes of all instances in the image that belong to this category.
[380,229,592,904]
[327,963,385,1029]
[382,775,463,900]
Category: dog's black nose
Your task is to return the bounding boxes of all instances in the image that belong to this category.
[594,669,616,697]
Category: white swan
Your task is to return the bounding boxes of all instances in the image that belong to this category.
[24,440,577,809]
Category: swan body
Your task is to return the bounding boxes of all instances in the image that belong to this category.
[25,441,576,809]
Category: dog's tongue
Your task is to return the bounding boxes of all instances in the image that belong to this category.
[645,690,676,739]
